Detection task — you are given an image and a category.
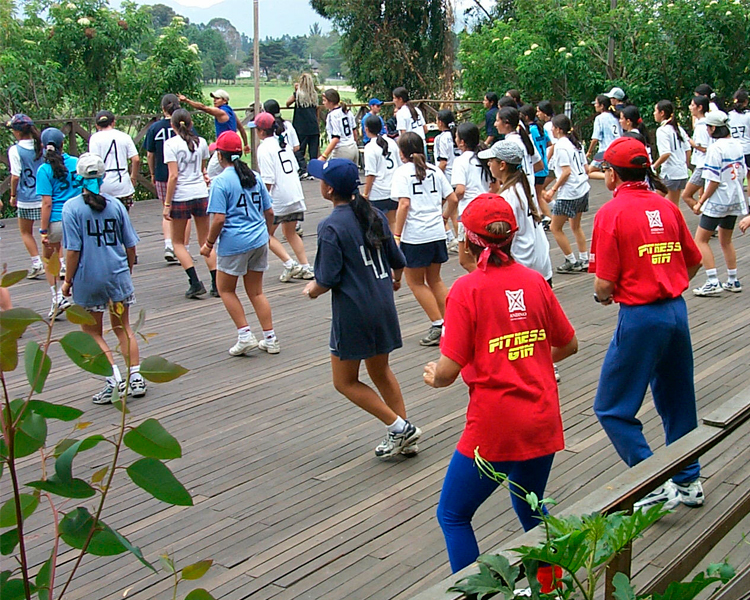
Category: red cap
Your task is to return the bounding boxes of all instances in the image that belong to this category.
[253,112,275,130]
[210,130,242,153]
[461,193,518,238]
[603,136,650,168]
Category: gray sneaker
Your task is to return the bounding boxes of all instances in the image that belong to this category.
[279,261,302,283]
[419,325,442,347]
[375,422,422,458]
[556,260,581,274]
[27,264,45,279]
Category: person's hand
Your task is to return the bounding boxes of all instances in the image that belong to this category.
[151,176,156,185]
[9,196,16,208]
[177,93,187,102]
[393,278,401,292]
[41,233,50,247]
[199,243,212,257]
[162,205,172,221]
[131,175,138,188]
[542,189,554,203]
[61,281,72,297]
[203,171,211,186]
[423,362,438,387]
[303,281,316,299]
[243,144,251,155]
[599,296,613,306]
[692,202,702,215]
[739,215,750,234]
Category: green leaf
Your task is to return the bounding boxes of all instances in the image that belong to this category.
[13,410,47,458]
[109,524,156,572]
[133,309,146,333]
[60,507,129,556]
[140,355,189,383]
[181,559,213,580]
[28,400,83,422]
[0,578,35,600]
[652,571,727,600]
[526,491,539,512]
[126,458,193,506]
[59,331,113,377]
[0,493,39,527]
[477,554,519,588]
[0,270,28,288]
[54,438,78,458]
[24,342,52,393]
[27,476,96,499]
[0,333,19,372]
[91,466,108,484]
[707,562,736,583]
[0,571,10,585]
[160,554,175,574]
[0,307,43,333]
[612,572,636,600]
[55,435,106,482]
[447,563,510,599]
[0,528,19,556]
[124,419,182,459]
[36,553,52,600]
[64,305,96,325]
[184,590,216,600]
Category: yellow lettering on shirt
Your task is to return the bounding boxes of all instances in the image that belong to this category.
[637,241,682,265]
[488,328,546,361]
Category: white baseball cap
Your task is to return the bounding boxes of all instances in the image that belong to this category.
[604,87,626,100]
[76,153,106,179]
[210,89,230,102]
[704,110,729,127]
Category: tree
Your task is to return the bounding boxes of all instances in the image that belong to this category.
[208,17,242,60]
[150,3,178,29]
[311,0,453,101]
[221,62,238,82]
[187,23,229,83]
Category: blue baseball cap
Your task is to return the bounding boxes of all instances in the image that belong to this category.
[307,158,360,195]
[41,127,65,150]
[368,98,384,106]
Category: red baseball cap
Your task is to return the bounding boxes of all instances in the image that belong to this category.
[461,193,518,239]
[253,112,275,130]
[210,130,242,153]
[603,136,650,168]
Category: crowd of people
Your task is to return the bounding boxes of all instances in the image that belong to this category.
[3,77,750,589]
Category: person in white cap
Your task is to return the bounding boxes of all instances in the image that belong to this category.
[605,86,628,111]
[61,153,146,404]
[691,110,747,296]
[178,89,250,153]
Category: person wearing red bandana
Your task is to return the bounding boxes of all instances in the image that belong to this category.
[422,193,578,588]
[589,136,705,511]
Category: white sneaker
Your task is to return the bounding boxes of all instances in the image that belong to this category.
[294,265,315,280]
[258,338,280,354]
[375,421,422,459]
[673,480,704,507]
[447,238,459,254]
[279,261,302,283]
[634,480,680,510]
[117,374,148,398]
[554,364,561,383]
[721,280,742,293]
[229,333,259,356]
[48,296,72,320]
[693,280,722,297]
[27,264,45,279]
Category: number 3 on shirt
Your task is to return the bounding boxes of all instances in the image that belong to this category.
[278,150,294,175]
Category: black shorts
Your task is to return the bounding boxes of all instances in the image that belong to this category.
[699,214,737,231]
[534,175,547,187]
[400,239,449,268]
[745,154,750,168]
[371,199,399,212]
[273,211,304,225]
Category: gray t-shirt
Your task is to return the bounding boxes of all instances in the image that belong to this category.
[62,193,140,308]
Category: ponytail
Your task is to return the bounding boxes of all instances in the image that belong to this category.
[620,105,651,148]
[46,147,68,181]
[498,107,535,155]
[733,89,749,114]
[437,109,458,150]
[398,132,428,181]
[656,100,683,143]
[456,122,493,183]
[349,191,388,251]
[82,188,108,211]
[28,126,43,160]
[219,150,257,189]
[365,115,388,156]
[171,109,199,152]
[263,98,289,146]
[552,114,582,150]
[499,171,541,224]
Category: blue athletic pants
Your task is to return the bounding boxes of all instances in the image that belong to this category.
[437,450,555,573]
[593,297,700,485]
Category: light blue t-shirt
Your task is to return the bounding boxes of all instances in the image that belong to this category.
[207,166,272,256]
[62,193,140,308]
[36,154,80,222]
[592,113,622,152]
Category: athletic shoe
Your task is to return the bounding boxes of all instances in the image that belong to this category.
[118,375,148,398]
[447,238,459,254]
[721,280,742,293]
[48,296,72,320]
[693,280,722,297]
[185,282,207,299]
[209,286,220,298]
[634,480,680,510]
[295,222,304,236]
[279,261,302,283]
[294,265,315,280]
[59,263,66,279]
[375,421,422,458]
[229,333,259,356]
[401,440,419,456]
[554,364,561,382]
[92,379,117,405]
[258,338,281,354]
[541,216,552,232]
[556,260,581,274]
[574,260,589,272]
[27,264,45,280]
[673,480,704,507]
[419,325,442,347]
[299,171,309,180]
[164,247,178,263]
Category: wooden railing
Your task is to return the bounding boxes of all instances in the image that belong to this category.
[409,388,750,600]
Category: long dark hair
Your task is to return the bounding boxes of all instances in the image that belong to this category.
[691,95,710,117]
[612,164,668,195]
[695,83,725,111]
[398,132,429,182]
[393,87,418,122]
[506,89,522,107]
[537,100,554,120]
[161,93,180,116]
[485,92,499,108]
[733,89,749,113]
[456,122,493,183]
[82,188,108,211]
[466,221,515,266]
[620,105,650,146]
[499,168,541,223]
[350,191,389,251]
[171,109,199,152]
[323,89,348,113]
[17,123,43,160]
[656,100,684,143]
[264,98,287,136]
[219,150,257,189]
[437,109,458,152]
[551,114,582,149]
[596,94,619,122]
[365,115,389,157]
[46,147,68,181]
[499,106,534,155]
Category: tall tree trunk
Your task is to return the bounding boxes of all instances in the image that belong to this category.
[443,0,455,101]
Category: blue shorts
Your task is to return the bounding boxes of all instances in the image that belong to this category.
[401,240,448,268]
[371,199,399,212]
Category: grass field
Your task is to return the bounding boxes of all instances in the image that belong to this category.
[201,82,357,114]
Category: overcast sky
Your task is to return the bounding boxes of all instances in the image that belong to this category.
[112,0,491,39]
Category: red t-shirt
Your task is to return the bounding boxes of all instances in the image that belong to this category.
[441,262,575,462]
[588,182,702,305]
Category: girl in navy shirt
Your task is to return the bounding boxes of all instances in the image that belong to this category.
[303,158,422,459]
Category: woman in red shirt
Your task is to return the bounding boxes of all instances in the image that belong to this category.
[423,193,578,576]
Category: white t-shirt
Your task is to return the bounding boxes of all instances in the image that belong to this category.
[591,112,622,152]
[501,182,552,280]
[656,123,691,180]
[326,107,357,147]
[391,163,452,244]
[162,135,209,202]
[364,136,402,201]
[434,130,460,180]
[396,105,426,142]
[690,118,712,168]
[8,139,42,209]
[257,136,306,216]
[89,128,139,198]
[552,137,590,199]
[206,151,223,181]
[506,131,542,198]
[728,109,750,155]
[543,121,556,145]
[451,150,491,216]
[283,121,300,150]
[701,137,748,218]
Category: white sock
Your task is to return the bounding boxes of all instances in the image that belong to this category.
[565,253,576,263]
[387,416,406,433]
[238,326,252,339]
[579,251,589,262]
[185,245,190,253]
[111,364,122,383]
[129,364,141,379]
[727,269,737,283]
[165,239,173,249]
[446,229,455,243]
[431,319,444,327]
[300,263,310,269]
[32,255,42,267]
[283,259,294,269]
[706,268,719,282]
[50,285,58,300]
[263,329,276,342]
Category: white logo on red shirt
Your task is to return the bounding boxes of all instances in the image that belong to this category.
[506,289,526,313]
[646,210,663,230]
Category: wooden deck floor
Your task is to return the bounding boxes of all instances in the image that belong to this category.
[2,179,750,599]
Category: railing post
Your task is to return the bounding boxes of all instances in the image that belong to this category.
[605,541,632,600]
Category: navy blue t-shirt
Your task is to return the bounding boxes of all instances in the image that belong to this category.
[144,119,177,182]
[315,204,406,361]
[485,107,499,140]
